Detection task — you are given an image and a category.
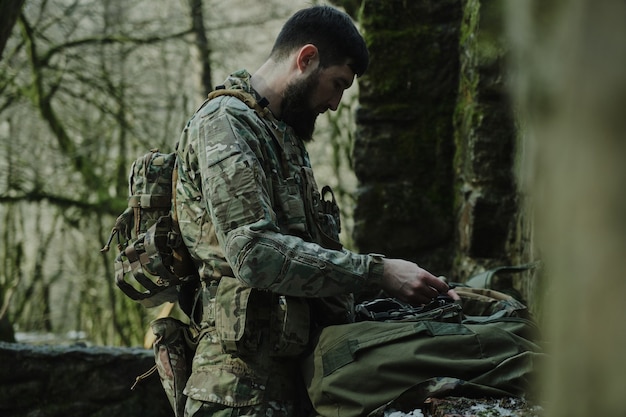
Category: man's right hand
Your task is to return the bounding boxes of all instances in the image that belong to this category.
[380,258,452,306]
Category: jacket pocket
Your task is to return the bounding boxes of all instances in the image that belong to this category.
[184,333,266,407]
[214,276,254,353]
[269,295,310,357]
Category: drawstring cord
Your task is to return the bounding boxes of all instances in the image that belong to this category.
[131,364,158,390]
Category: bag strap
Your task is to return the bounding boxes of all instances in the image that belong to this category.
[464,262,540,289]
[206,87,270,118]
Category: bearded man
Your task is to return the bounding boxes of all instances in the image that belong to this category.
[174,5,454,417]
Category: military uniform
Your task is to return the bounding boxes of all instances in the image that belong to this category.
[174,70,385,417]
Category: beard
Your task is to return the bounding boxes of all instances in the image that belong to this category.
[280,69,321,142]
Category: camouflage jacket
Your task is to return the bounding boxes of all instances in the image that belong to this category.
[175,70,384,354]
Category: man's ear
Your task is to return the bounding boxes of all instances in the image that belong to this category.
[295,44,319,73]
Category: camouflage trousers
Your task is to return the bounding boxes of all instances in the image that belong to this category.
[183,328,311,417]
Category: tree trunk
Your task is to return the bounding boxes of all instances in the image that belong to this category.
[508,1,626,415]
[188,0,213,93]
[353,0,527,287]
[353,0,463,273]
[0,0,25,60]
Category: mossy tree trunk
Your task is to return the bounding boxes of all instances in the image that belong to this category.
[353,0,463,274]
[451,0,537,302]
[352,0,533,301]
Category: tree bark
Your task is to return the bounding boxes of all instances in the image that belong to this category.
[353,0,463,273]
[189,0,213,93]
[0,0,26,61]
[508,1,626,415]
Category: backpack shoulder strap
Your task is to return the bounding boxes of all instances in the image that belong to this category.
[206,87,271,119]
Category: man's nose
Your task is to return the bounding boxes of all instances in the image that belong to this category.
[328,92,344,111]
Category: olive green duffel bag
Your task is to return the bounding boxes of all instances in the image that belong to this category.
[302,288,544,417]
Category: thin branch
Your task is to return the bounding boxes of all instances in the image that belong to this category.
[0,190,126,215]
[39,29,194,66]
[19,12,102,190]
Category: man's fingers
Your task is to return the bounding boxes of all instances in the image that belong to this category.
[448,288,461,301]
[381,259,452,304]
[424,274,449,294]
[427,285,440,298]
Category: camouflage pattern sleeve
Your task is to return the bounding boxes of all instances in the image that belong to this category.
[192,95,384,297]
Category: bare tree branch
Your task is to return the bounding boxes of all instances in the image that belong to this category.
[19,12,104,190]
[0,190,125,214]
[38,29,194,66]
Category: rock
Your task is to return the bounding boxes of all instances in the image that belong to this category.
[0,341,172,417]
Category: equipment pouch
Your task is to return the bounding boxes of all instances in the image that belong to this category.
[151,317,197,417]
[269,295,310,357]
[301,167,342,250]
[277,175,309,236]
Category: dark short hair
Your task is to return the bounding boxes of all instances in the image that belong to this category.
[270,5,369,77]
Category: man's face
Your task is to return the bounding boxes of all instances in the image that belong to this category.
[281,63,355,141]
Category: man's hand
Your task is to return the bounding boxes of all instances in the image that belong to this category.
[380,258,455,305]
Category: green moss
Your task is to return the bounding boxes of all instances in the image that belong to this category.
[354,0,463,270]
[452,0,480,193]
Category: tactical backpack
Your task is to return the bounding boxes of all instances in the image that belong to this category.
[101,149,198,307]
[101,87,270,308]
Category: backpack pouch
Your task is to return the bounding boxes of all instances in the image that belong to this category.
[151,317,197,417]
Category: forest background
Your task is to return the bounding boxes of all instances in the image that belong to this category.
[0,0,353,347]
[2,1,626,416]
